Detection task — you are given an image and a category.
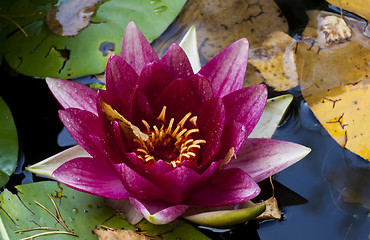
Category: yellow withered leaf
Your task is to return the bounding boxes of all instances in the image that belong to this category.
[326,0,370,21]
[100,100,149,142]
[249,31,299,91]
[297,11,370,161]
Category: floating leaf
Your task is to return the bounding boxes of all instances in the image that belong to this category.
[249,32,299,91]
[326,0,370,21]
[1,0,186,79]
[297,11,370,160]
[0,181,209,239]
[0,96,18,187]
[0,181,135,239]
[136,218,210,239]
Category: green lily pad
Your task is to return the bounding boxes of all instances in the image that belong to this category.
[1,0,186,79]
[0,181,209,239]
[0,96,18,188]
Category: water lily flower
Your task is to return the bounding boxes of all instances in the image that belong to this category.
[40,22,310,225]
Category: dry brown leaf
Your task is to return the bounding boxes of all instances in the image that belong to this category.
[297,11,370,160]
[93,228,149,240]
[249,31,299,91]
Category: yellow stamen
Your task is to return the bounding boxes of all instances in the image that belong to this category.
[133,106,206,167]
[175,128,187,140]
[157,106,167,122]
[178,112,192,128]
[153,125,160,138]
[166,118,175,134]
[184,129,199,138]
[142,120,151,132]
[189,116,197,126]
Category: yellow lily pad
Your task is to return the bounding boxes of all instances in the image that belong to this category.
[248,31,299,91]
[297,11,370,161]
[326,0,370,21]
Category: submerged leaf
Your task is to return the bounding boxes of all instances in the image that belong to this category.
[297,11,370,160]
[0,97,18,187]
[1,0,186,79]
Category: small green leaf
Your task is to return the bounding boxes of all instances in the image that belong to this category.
[0,96,18,187]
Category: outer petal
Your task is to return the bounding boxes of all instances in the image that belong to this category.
[52,157,129,199]
[121,22,159,74]
[199,38,249,98]
[187,168,260,207]
[115,163,163,200]
[159,43,193,79]
[130,198,188,224]
[46,78,97,115]
[222,84,267,136]
[26,145,90,178]
[229,138,311,182]
[179,25,201,73]
[59,108,107,161]
[156,166,201,204]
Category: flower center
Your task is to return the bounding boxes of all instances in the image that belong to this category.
[134,106,206,167]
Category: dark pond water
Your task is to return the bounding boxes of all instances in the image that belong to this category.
[1,0,369,239]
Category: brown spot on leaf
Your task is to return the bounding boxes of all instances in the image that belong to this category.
[46,0,101,37]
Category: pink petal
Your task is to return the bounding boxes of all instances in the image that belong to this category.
[186,73,214,105]
[115,163,163,201]
[159,43,193,79]
[59,108,108,161]
[199,38,249,98]
[187,168,260,207]
[137,62,173,103]
[197,98,225,168]
[152,79,199,124]
[130,198,188,224]
[103,54,138,118]
[52,157,129,199]
[228,138,311,182]
[217,122,247,159]
[222,84,267,136]
[46,78,97,115]
[121,22,159,74]
[130,89,155,128]
[156,166,201,204]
